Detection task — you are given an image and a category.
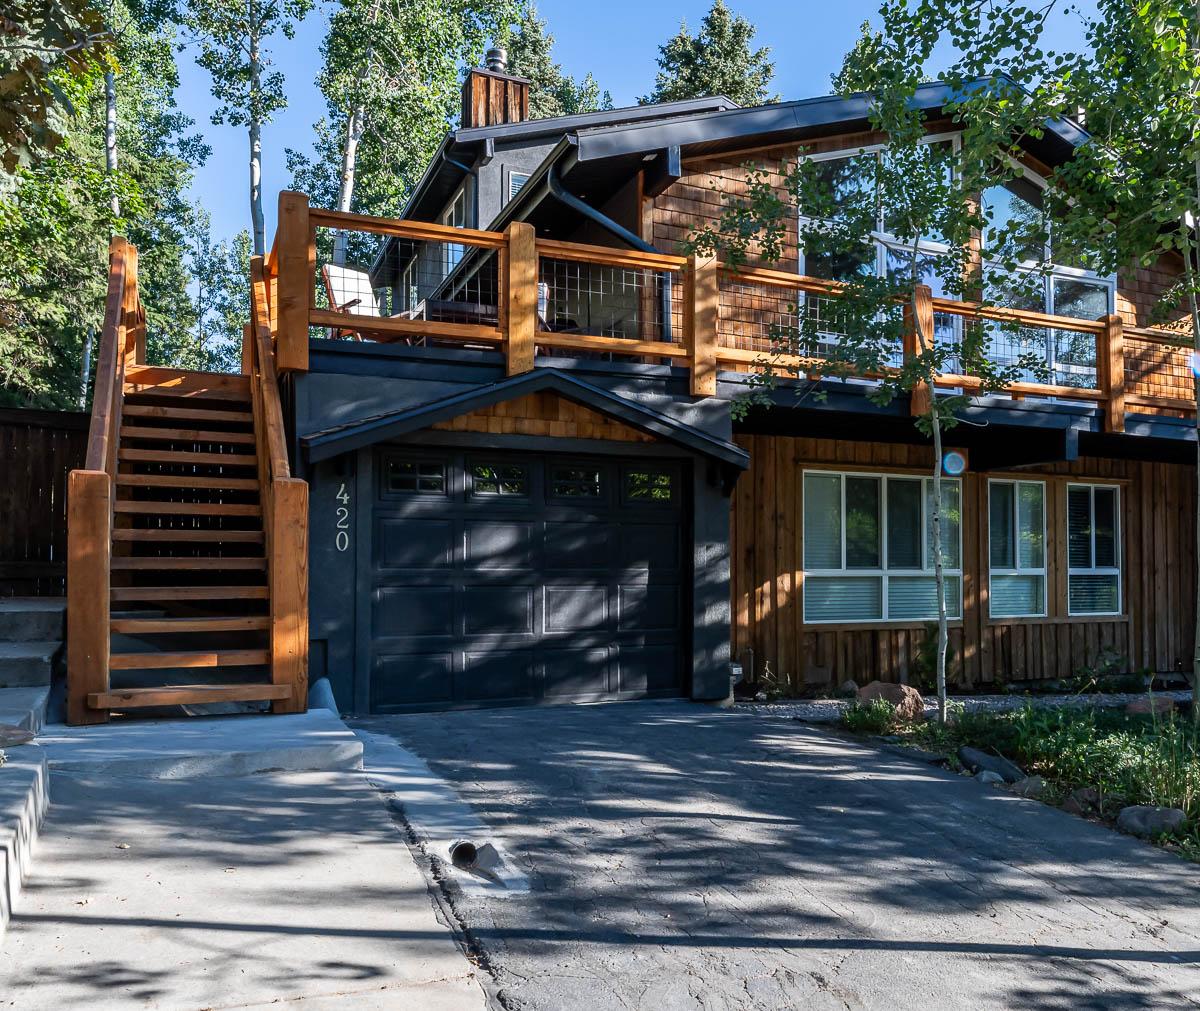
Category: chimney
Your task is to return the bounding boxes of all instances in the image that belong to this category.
[461,48,530,130]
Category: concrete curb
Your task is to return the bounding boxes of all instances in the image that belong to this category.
[38,709,364,780]
[0,686,50,736]
[0,745,49,938]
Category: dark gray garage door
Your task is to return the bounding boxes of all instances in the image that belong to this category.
[369,448,688,711]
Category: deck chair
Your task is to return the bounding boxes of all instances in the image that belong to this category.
[321,263,381,340]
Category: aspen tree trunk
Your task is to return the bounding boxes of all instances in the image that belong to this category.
[105,69,119,217]
[930,395,949,724]
[249,25,265,256]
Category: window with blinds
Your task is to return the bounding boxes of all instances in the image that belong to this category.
[802,471,962,623]
[1067,484,1121,615]
[988,480,1046,618]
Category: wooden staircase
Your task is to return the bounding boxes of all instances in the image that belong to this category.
[67,239,308,723]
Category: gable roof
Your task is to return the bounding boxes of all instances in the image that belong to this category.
[301,368,751,470]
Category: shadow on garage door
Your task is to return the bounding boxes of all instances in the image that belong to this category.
[368,447,690,711]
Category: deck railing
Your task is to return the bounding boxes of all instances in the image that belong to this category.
[269,192,1196,427]
[67,236,142,724]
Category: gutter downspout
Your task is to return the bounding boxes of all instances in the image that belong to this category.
[547,161,672,342]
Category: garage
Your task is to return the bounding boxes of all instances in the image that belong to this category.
[369,447,689,711]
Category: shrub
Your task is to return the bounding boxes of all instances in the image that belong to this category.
[843,698,898,734]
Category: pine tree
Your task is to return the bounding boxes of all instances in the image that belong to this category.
[505,6,612,119]
[641,0,777,107]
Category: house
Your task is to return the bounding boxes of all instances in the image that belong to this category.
[65,52,1196,722]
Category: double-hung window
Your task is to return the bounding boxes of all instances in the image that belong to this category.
[1067,484,1121,615]
[988,480,1046,617]
[982,164,1115,389]
[441,187,467,276]
[803,471,962,623]
[400,260,418,313]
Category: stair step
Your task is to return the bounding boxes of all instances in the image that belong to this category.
[114,500,262,517]
[123,405,253,424]
[124,366,251,402]
[110,557,267,571]
[116,474,260,491]
[110,616,271,633]
[119,448,257,466]
[120,425,257,445]
[108,649,270,671]
[113,529,264,543]
[89,683,289,709]
[0,641,59,688]
[111,586,269,602]
[0,598,66,643]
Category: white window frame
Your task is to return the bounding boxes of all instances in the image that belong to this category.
[987,478,1048,619]
[1066,482,1122,617]
[509,171,531,201]
[981,157,1117,388]
[441,185,467,275]
[801,469,963,625]
[400,259,417,311]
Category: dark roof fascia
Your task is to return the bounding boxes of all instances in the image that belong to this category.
[302,368,749,469]
[573,79,1089,166]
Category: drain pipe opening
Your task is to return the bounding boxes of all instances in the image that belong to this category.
[449,839,479,868]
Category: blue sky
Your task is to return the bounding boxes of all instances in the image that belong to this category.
[175,1,1095,244]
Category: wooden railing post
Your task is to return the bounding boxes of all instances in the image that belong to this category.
[505,221,537,375]
[269,477,308,713]
[67,470,111,725]
[904,283,934,416]
[1099,313,1126,432]
[685,254,718,396]
[122,244,142,368]
[276,191,312,373]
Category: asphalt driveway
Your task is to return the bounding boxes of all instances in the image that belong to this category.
[356,701,1200,1010]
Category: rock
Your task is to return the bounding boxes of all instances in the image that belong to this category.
[1116,805,1187,838]
[958,746,1025,784]
[975,770,1005,786]
[857,680,924,722]
[1062,796,1088,816]
[0,723,33,747]
[838,679,859,698]
[754,691,768,702]
[1011,775,1046,799]
[1125,696,1177,716]
[1069,786,1101,809]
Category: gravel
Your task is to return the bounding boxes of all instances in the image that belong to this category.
[736,689,1193,723]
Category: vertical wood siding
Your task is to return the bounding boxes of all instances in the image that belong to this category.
[0,407,89,597]
[731,434,1196,687]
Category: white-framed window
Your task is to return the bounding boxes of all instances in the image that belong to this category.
[509,171,531,201]
[400,260,418,311]
[441,186,467,275]
[1067,483,1121,615]
[802,470,962,624]
[988,479,1046,618]
[981,160,1116,389]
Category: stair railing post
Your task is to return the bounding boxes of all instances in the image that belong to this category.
[276,191,312,373]
[504,221,537,376]
[685,254,718,396]
[269,478,308,713]
[67,470,111,724]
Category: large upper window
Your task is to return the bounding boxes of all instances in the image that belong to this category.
[441,187,467,275]
[988,480,1046,618]
[1067,484,1121,615]
[803,471,962,623]
[982,166,1114,388]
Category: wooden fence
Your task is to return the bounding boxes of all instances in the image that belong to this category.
[0,407,89,597]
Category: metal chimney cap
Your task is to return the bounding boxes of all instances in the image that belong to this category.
[485,47,507,73]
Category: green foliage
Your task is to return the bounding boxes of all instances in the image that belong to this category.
[0,0,111,175]
[504,6,611,119]
[0,3,205,407]
[641,0,776,107]
[842,698,898,734]
[179,210,248,372]
[288,0,517,221]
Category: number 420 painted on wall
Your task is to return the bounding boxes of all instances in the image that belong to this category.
[335,483,351,552]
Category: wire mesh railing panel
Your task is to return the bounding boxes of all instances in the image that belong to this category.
[537,258,671,342]
[312,225,499,341]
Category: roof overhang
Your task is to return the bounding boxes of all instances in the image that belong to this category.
[301,368,751,471]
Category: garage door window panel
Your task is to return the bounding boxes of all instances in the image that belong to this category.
[471,462,531,497]
[624,466,676,505]
[550,465,604,500]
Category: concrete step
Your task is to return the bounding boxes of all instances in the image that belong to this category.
[0,642,59,688]
[38,708,363,780]
[0,599,65,644]
[0,686,50,734]
[0,746,49,938]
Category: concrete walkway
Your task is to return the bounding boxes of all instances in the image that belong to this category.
[360,701,1200,1011]
[0,725,486,1009]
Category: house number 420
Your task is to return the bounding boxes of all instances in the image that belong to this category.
[335,483,351,552]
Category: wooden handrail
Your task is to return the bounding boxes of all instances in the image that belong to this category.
[251,256,290,480]
[536,238,687,272]
[85,237,129,471]
[309,207,507,248]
